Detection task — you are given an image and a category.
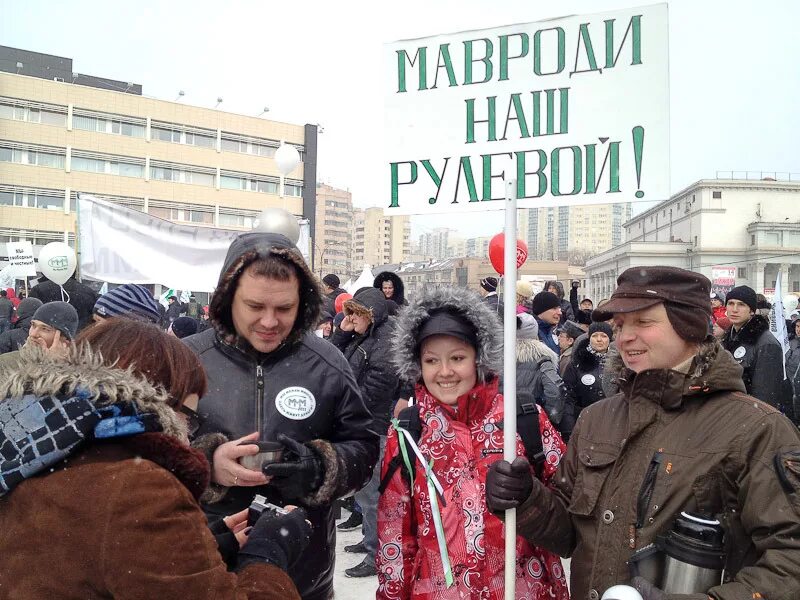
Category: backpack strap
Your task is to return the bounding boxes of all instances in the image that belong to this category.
[515,396,546,478]
[378,406,422,494]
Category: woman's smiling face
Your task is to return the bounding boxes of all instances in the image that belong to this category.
[420,334,477,405]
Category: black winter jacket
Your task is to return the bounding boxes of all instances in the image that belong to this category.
[0,299,39,354]
[183,232,378,600]
[722,315,794,413]
[322,287,347,316]
[28,276,98,332]
[562,336,608,427]
[783,337,800,425]
[331,287,398,436]
[373,271,406,305]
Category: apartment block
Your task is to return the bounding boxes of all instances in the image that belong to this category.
[351,206,411,271]
[314,183,353,277]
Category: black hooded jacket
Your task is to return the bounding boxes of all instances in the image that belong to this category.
[28,276,98,332]
[373,271,406,305]
[0,298,41,354]
[183,232,378,600]
[722,314,794,414]
[562,336,608,423]
[331,287,399,435]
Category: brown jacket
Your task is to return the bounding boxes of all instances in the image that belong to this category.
[0,347,300,600]
[516,339,800,600]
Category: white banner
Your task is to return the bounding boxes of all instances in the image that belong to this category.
[6,241,37,277]
[770,271,789,379]
[384,4,670,214]
[78,195,310,292]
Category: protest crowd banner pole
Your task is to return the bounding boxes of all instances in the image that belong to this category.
[502,178,518,600]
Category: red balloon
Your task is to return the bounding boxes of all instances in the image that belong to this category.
[334,292,353,314]
[488,234,529,275]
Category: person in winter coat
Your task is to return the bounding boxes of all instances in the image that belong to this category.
[331,286,400,578]
[556,320,583,375]
[0,289,13,334]
[710,291,726,323]
[486,266,800,600]
[183,231,378,600]
[511,312,569,441]
[562,321,613,424]
[0,318,310,599]
[93,283,163,325]
[166,295,184,323]
[0,297,42,353]
[28,276,98,332]
[545,280,575,325]
[785,317,800,424]
[479,276,500,312]
[374,271,406,305]
[531,291,562,355]
[321,274,347,316]
[377,286,569,600]
[722,285,793,410]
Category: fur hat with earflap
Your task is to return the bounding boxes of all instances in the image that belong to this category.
[391,286,502,385]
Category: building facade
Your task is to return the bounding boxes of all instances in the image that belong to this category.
[0,46,317,276]
[351,206,410,271]
[523,202,632,262]
[584,178,800,301]
[314,183,352,277]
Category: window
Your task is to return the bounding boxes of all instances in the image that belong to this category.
[751,234,756,245]
[74,112,144,138]
[712,191,722,199]
[219,213,255,228]
[73,154,144,178]
[0,101,66,126]
[150,163,214,186]
[152,122,217,148]
[0,190,23,206]
[0,145,65,169]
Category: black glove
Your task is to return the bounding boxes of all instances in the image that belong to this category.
[631,576,709,600]
[572,280,580,288]
[486,457,535,512]
[208,518,239,569]
[237,507,312,572]
[263,434,324,501]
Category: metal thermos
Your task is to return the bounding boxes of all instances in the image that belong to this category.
[657,512,725,594]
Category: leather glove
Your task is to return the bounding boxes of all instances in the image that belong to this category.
[631,576,711,600]
[263,434,324,501]
[237,507,312,572]
[486,456,536,512]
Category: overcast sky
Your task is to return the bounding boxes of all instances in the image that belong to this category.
[2,0,798,238]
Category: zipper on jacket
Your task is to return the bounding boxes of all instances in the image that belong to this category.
[256,364,265,434]
[635,450,663,529]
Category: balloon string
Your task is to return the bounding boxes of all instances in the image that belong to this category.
[60,286,71,303]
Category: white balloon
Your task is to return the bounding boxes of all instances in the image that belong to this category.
[275,143,300,176]
[38,242,77,285]
[601,585,644,600]
[253,207,301,244]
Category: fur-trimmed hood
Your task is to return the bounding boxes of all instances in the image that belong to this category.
[208,232,323,352]
[373,271,406,305]
[0,344,186,440]
[516,338,558,365]
[572,336,607,372]
[391,286,502,384]
[721,314,770,349]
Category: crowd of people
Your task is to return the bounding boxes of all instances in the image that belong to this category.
[1,233,800,599]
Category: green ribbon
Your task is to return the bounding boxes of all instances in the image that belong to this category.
[391,418,416,497]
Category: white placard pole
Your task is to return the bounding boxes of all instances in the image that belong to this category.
[503,178,518,599]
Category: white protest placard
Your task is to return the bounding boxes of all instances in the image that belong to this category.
[5,241,37,277]
[384,4,669,214]
[78,195,310,292]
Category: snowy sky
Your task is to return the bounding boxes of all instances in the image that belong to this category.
[2,0,798,238]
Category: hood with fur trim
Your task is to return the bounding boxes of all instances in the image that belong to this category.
[391,286,502,384]
[373,271,406,305]
[344,287,388,329]
[209,231,323,351]
[516,338,558,365]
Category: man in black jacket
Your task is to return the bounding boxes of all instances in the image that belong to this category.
[0,297,42,353]
[331,287,399,578]
[321,274,347,316]
[28,275,98,332]
[184,231,378,600]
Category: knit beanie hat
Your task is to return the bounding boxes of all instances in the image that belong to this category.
[15,297,43,322]
[588,321,613,340]
[32,301,79,340]
[531,291,561,315]
[170,316,199,339]
[516,313,539,340]
[322,274,340,288]
[94,284,161,324]
[480,277,498,292]
[725,285,757,313]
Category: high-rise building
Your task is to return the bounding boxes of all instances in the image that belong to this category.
[314,184,353,277]
[417,227,455,260]
[351,206,410,270]
[523,203,632,262]
[0,45,318,273]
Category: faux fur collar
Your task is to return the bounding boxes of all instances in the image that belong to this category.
[516,338,558,364]
[391,286,502,384]
[722,314,770,349]
[572,337,607,372]
[0,345,186,441]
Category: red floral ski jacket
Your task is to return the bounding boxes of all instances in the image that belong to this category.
[377,378,570,600]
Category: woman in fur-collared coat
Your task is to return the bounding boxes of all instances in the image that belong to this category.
[0,318,308,600]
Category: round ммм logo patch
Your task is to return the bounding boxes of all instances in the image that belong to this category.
[275,387,316,420]
[733,346,746,360]
[581,374,596,386]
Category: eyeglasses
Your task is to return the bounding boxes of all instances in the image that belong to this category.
[179,405,203,437]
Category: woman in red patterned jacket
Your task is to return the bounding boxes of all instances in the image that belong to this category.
[377,286,570,600]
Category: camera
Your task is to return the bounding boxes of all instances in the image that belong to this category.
[247,494,289,527]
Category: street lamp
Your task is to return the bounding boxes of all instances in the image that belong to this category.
[175,90,185,102]
[257,106,270,117]
[214,97,223,108]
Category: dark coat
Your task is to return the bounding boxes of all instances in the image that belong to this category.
[562,337,608,418]
[483,292,500,313]
[0,297,12,321]
[514,339,567,430]
[516,340,800,600]
[785,336,800,425]
[331,287,399,435]
[721,314,794,411]
[0,348,298,600]
[183,232,378,600]
[373,271,406,305]
[0,298,41,353]
[535,316,560,355]
[323,287,347,316]
[28,276,98,331]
